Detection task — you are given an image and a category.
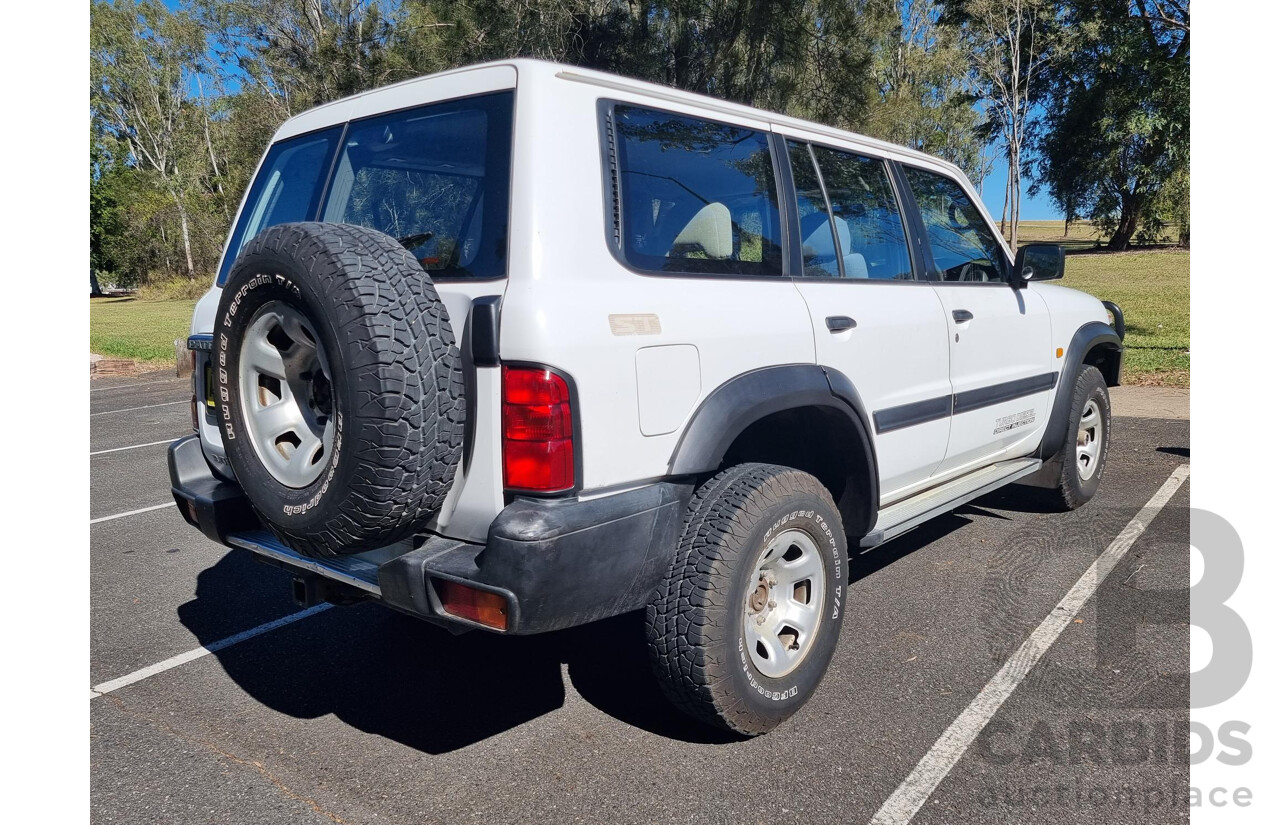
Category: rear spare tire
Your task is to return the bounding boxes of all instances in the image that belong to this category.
[214,222,465,558]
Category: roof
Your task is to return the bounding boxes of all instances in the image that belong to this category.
[273,58,962,177]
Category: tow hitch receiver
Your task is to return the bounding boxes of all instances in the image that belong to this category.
[291,574,369,608]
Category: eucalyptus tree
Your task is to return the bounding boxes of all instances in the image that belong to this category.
[945,0,1064,247]
[1035,0,1189,249]
[91,0,213,279]
[863,0,988,182]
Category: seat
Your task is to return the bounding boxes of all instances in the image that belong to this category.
[670,202,733,259]
[802,216,869,279]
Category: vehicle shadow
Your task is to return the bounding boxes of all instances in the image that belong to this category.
[178,552,738,754]
[967,483,1068,515]
[848,513,971,585]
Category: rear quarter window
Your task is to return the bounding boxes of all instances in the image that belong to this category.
[607,104,784,277]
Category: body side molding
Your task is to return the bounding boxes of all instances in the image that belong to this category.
[873,396,953,433]
[952,371,1058,415]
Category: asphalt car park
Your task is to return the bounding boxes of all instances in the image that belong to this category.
[90,371,1190,824]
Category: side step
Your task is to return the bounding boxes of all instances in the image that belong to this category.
[860,457,1041,548]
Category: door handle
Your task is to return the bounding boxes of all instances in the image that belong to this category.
[952,309,974,323]
[825,316,857,332]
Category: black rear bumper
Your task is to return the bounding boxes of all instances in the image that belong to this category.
[168,436,689,634]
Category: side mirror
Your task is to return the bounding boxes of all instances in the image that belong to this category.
[1012,243,1065,288]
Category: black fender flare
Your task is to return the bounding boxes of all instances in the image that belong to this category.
[1038,321,1123,460]
[667,364,879,534]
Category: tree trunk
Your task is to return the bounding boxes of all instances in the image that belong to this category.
[1107,197,1140,251]
[172,193,196,279]
[1007,153,1020,249]
[1000,169,1010,239]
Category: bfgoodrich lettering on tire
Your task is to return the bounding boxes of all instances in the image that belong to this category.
[215,222,465,558]
[646,463,847,735]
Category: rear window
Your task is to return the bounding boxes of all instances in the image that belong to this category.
[610,104,784,277]
[218,91,513,285]
[217,127,341,284]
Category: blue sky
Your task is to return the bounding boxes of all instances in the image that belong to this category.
[978,158,1061,221]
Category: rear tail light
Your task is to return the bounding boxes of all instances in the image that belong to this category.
[435,579,509,630]
[502,366,574,492]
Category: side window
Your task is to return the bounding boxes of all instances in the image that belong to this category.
[611,105,784,276]
[786,140,840,278]
[217,127,340,284]
[902,166,1008,283]
[810,147,914,280]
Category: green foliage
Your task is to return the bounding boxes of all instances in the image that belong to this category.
[92,0,234,283]
[136,277,212,302]
[1034,1,1189,250]
[944,0,1067,247]
[89,0,1193,292]
[861,0,987,181]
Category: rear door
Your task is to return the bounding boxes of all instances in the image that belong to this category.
[779,136,953,502]
[897,163,1054,476]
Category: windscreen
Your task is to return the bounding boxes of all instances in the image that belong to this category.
[217,90,513,284]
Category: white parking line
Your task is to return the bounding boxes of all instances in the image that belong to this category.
[90,439,177,456]
[868,464,1190,825]
[90,401,187,417]
[90,502,177,524]
[91,604,333,698]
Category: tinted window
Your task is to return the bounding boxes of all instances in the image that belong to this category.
[613,105,783,276]
[321,91,513,279]
[787,140,840,278]
[903,166,1007,283]
[217,127,340,284]
[810,147,913,280]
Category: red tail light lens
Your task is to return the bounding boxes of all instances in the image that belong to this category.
[502,366,574,492]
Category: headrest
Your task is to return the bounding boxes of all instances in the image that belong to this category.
[802,216,851,258]
[672,202,733,260]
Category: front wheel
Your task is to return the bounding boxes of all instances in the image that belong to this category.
[646,463,847,735]
[1053,365,1111,509]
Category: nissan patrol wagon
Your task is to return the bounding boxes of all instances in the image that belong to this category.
[169,59,1123,735]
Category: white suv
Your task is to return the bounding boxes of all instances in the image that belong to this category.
[168,59,1124,735]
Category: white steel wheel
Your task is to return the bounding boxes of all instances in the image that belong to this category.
[743,528,827,679]
[1076,398,1104,481]
[238,301,336,489]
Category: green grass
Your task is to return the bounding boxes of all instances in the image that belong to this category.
[90,297,198,363]
[1059,250,1190,387]
[1017,220,1108,253]
[1015,219,1182,252]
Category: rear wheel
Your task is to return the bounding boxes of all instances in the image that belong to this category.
[647,463,847,735]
